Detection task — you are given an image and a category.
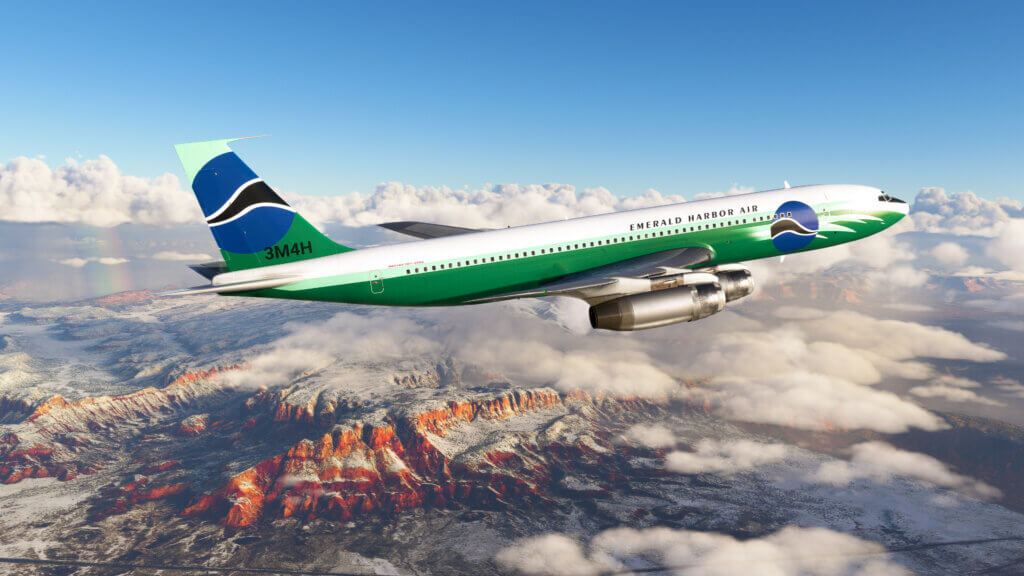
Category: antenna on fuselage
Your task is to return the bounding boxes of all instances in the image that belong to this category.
[784,180,791,189]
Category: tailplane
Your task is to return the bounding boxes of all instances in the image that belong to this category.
[174,137,351,272]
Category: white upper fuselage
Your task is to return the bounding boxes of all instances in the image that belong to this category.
[214,184,895,286]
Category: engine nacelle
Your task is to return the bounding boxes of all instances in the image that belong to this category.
[589,283,726,331]
[716,268,754,302]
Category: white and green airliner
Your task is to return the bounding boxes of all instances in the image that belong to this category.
[165,138,909,330]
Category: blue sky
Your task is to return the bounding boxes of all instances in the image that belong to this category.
[2,1,1021,201]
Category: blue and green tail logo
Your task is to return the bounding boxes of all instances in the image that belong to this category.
[175,138,351,271]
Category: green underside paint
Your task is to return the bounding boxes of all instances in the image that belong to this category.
[219,214,352,270]
[231,207,907,307]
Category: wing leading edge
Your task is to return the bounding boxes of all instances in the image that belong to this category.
[378,221,485,239]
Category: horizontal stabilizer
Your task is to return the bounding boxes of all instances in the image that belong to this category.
[157,276,302,297]
[188,260,228,280]
[378,221,483,239]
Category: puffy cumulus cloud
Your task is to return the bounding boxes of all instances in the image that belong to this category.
[0,154,699,230]
[665,439,794,474]
[986,218,1024,274]
[592,526,908,576]
[55,257,129,268]
[457,336,679,398]
[0,156,200,227]
[151,251,213,261]
[621,423,676,448]
[497,526,908,576]
[866,264,928,288]
[674,309,1006,432]
[798,311,1006,364]
[495,534,610,576]
[707,372,944,433]
[291,183,686,229]
[810,441,1001,501]
[221,312,443,390]
[930,242,969,267]
[911,187,1020,237]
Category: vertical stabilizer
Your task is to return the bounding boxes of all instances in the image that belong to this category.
[174,138,351,271]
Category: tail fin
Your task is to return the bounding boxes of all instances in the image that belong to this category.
[174,137,351,272]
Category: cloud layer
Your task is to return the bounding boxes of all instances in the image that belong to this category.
[496,526,908,576]
[665,439,793,474]
[810,441,1001,500]
[0,156,199,227]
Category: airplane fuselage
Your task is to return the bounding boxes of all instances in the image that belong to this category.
[214,184,908,306]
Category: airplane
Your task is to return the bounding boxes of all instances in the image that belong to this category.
[164,137,909,330]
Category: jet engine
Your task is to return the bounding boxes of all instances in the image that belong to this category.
[588,283,726,331]
[716,268,754,301]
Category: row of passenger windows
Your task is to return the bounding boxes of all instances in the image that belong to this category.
[402,211,796,274]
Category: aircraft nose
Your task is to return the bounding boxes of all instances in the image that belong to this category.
[889,196,910,215]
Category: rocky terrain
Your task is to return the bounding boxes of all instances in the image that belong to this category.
[0,286,1022,575]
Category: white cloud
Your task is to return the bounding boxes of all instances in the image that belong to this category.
[0,154,694,230]
[621,423,676,448]
[291,182,687,229]
[458,336,679,398]
[55,257,129,268]
[495,534,609,576]
[908,385,1004,407]
[992,376,1024,398]
[965,292,1024,315]
[221,312,443,390]
[867,264,928,287]
[705,372,945,433]
[810,441,1001,500]
[0,155,199,227]
[497,526,909,576]
[986,218,1024,274]
[912,187,1017,237]
[930,242,969,267]
[665,439,793,474]
[151,251,213,261]
[673,309,1007,433]
[903,375,1005,407]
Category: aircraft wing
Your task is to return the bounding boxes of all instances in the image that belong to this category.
[466,246,714,304]
[378,221,485,239]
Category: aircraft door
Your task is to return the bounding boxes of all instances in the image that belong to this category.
[370,270,384,294]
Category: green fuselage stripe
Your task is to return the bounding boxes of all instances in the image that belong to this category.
[237,204,905,307]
